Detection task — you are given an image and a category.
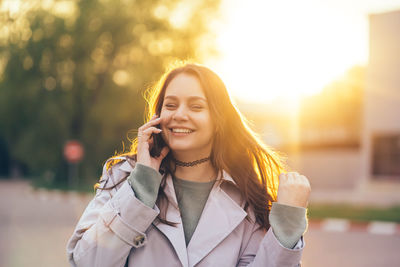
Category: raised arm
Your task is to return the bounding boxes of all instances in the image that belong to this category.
[237,172,311,267]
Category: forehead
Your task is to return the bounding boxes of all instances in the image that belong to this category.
[164,73,206,99]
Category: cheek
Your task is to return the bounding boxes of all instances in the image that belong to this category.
[200,114,214,134]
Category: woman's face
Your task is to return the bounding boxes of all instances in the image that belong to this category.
[160,73,214,157]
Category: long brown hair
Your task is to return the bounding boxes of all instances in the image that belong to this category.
[99,62,285,230]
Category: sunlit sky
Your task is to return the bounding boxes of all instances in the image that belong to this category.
[204,0,400,103]
[2,0,400,104]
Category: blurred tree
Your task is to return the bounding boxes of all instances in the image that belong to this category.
[0,0,221,187]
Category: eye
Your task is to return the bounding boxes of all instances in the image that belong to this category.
[164,103,177,109]
[191,105,203,110]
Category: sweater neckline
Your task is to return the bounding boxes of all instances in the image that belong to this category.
[172,175,216,189]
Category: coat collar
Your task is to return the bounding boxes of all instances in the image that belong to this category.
[119,158,135,172]
[118,158,247,267]
[153,171,246,267]
[186,172,247,266]
[152,174,189,267]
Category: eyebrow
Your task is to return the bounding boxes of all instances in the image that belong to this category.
[164,95,207,102]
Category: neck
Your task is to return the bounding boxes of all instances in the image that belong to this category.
[174,162,217,182]
[171,149,210,163]
[171,151,216,182]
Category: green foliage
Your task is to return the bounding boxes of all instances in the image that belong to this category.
[308,204,400,223]
[0,0,221,188]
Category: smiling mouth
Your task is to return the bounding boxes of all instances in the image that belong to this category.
[170,128,194,134]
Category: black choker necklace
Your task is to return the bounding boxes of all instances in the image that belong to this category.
[174,156,211,167]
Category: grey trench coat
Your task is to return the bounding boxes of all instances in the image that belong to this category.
[67,157,304,266]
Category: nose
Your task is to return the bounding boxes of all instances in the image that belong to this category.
[172,105,189,121]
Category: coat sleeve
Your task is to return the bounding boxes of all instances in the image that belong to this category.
[66,160,159,267]
[237,218,304,267]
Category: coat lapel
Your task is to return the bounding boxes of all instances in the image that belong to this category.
[118,158,246,267]
[153,175,189,267]
[187,171,247,266]
[118,160,189,267]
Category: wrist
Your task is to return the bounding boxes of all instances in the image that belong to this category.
[276,199,308,208]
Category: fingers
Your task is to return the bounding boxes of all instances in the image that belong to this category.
[138,126,162,142]
[279,172,310,187]
[277,172,311,208]
[136,115,169,169]
[138,114,162,140]
[138,116,161,134]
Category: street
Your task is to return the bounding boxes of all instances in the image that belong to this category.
[302,228,400,266]
[0,180,399,267]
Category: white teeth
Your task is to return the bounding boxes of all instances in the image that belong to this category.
[172,128,193,133]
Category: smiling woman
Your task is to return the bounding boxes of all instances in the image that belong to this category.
[160,74,215,162]
[67,62,311,267]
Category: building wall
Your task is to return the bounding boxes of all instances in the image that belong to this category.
[362,10,400,184]
[283,10,400,190]
[285,149,362,190]
[253,10,400,189]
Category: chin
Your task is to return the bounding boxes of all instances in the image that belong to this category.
[168,141,213,155]
[168,144,193,152]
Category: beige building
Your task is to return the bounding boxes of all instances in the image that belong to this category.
[361,10,400,185]
[296,9,400,201]
[299,10,400,192]
[244,10,400,201]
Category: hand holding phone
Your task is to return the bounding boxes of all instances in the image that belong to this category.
[150,124,166,157]
[136,115,169,171]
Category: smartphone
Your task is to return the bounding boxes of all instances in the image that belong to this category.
[150,124,166,157]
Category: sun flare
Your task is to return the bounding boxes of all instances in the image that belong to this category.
[204,0,371,103]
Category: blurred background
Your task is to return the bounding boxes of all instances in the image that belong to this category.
[0,0,400,266]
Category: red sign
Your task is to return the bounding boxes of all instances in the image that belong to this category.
[64,140,84,163]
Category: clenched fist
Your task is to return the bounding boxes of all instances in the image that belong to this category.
[277,172,311,208]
